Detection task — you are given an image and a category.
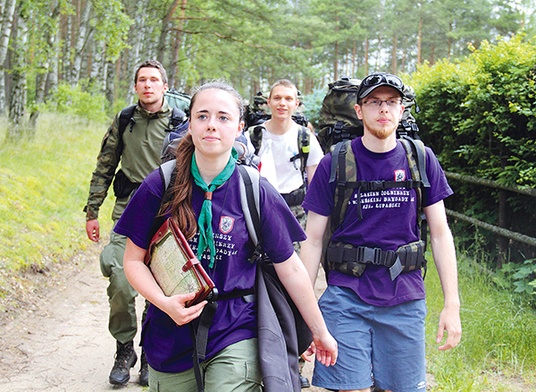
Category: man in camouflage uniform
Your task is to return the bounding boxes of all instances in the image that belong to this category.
[84,59,173,387]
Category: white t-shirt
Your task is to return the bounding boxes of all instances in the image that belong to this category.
[247,124,324,194]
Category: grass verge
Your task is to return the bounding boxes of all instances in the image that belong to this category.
[425,255,536,390]
[0,113,113,304]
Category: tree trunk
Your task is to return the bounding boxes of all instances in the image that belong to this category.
[169,0,188,88]
[391,34,398,74]
[104,59,115,113]
[0,0,17,115]
[8,7,28,140]
[352,39,357,77]
[417,8,423,65]
[364,37,369,75]
[333,16,339,80]
[70,0,93,85]
[156,0,181,65]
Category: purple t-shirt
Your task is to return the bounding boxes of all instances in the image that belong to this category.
[303,137,453,307]
[114,165,305,373]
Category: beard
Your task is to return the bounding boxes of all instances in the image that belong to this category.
[362,117,397,140]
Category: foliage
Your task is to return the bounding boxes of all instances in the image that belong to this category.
[91,0,133,61]
[494,259,536,307]
[43,80,109,122]
[409,33,536,269]
[301,87,328,128]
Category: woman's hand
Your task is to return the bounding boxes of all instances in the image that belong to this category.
[160,292,207,326]
[303,332,338,367]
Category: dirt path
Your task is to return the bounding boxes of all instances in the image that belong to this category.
[0,242,324,392]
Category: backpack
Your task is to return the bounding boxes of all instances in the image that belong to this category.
[317,77,421,153]
[158,160,311,392]
[164,88,191,115]
[244,92,271,129]
[324,136,431,280]
[317,77,363,153]
[248,124,311,182]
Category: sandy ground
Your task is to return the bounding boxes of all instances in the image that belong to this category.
[0,241,326,392]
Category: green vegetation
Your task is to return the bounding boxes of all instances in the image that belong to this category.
[407,35,536,299]
[0,113,113,293]
[425,255,536,390]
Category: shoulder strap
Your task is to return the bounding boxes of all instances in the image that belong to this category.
[237,165,261,248]
[117,105,137,155]
[399,136,429,250]
[160,159,177,191]
[297,126,310,178]
[399,136,429,188]
[329,140,356,232]
[248,125,264,155]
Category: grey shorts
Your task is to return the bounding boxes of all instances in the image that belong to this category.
[313,285,427,391]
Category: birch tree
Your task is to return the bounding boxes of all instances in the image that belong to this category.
[8,2,28,140]
[0,0,17,115]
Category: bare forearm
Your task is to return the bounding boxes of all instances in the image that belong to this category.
[275,256,327,336]
[430,229,460,307]
[300,237,323,286]
[301,211,329,285]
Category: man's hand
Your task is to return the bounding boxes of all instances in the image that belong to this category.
[86,219,100,242]
[436,304,462,351]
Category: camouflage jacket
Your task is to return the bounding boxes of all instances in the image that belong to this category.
[84,101,173,222]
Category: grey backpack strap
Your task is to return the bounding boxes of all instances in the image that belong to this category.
[160,159,176,190]
[237,165,261,247]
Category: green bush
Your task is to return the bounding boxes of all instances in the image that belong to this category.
[409,34,536,270]
[302,87,328,129]
[44,79,109,122]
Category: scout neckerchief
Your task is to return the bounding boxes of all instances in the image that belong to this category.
[191,148,238,268]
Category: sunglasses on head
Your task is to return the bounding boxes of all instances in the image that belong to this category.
[361,73,404,89]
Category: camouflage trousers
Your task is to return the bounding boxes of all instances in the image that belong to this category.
[99,230,139,343]
[289,204,307,254]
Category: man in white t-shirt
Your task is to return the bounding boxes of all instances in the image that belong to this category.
[247,79,324,231]
[246,79,324,389]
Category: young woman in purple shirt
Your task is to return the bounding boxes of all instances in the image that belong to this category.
[114,81,337,391]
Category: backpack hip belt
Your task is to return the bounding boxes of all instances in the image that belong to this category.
[326,240,427,280]
[281,183,306,207]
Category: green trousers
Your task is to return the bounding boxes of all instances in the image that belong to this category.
[99,230,139,343]
[148,339,262,392]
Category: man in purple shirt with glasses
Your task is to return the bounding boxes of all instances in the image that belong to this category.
[300,72,462,392]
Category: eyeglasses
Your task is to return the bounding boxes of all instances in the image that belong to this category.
[362,99,402,108]
[361,73,404,89]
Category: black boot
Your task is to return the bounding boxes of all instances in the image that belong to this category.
[299,374,311,389]
[298,357,310,388]
[109,340,137,386]
[139,349,149,386]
